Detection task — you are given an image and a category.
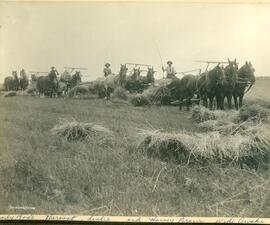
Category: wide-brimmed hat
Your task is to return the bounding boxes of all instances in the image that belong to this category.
[105,63,111,67]
[167,60,173,65]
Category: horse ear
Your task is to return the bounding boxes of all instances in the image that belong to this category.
[234,58,237,63]
[227,58,230,63]
[245,61,248,65]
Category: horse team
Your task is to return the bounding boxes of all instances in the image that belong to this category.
[168,59,255,110]
[3,59,255,111]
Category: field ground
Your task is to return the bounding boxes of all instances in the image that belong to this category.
[0,77,270,217]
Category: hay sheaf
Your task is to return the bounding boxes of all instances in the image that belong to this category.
[4,91,17,97]
[191,105,239,123]
[239,104,269,122]
[130,94,151,106]
[136,125,270,168]
[111,87,130,101]
[51,119,113,143]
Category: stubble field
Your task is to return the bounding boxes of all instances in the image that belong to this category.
[0,77,270,217]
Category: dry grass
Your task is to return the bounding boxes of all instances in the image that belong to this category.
[111,87,130,101]
[239,104,269,122]
[136,124,270,168]
[3,91,17,97]
[130,94,151,106]
[51,118,113,142]
[191,105,239,123]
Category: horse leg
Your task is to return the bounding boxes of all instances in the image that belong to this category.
[186,98,191,111]
[209,95,214,110]
[227,93,232,109]
[239,94,244,108]
[179,97,183,111]
[233,94,239,110]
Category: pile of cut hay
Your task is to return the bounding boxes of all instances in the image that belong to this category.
[51,119,113,142]
[191,105,239,123]
[197,120,238,135]
[136,124,270,168]
[111,87,130,101]
[239,104,269,122]
[4,91,16,97]
[142,85,172,105]
[68,85,89,97]
[130,94,151,106]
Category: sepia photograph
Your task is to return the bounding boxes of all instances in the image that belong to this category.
[0,1,270,220]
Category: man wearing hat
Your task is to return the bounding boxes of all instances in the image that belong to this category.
[104,63,112,77]
[49,66,59,80]
[162,60,177,79]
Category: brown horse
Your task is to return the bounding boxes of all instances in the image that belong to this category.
[223,59,238,109]
[233,61,255,109]
[197,64,226,110]
[167,74,198,110]
[4,71,19,91]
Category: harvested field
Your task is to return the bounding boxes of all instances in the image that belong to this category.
[0,77,270,217]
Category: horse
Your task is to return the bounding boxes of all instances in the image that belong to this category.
[146,67,155,84]
[4,71,19,91]
[36,73,58,98]
[102,64,128,99]
[167,74,198,110]
[126,67,155,93]
[223,59,238,109]
[60,71,82,95]
[233,61,255,109]
[18,69,29,90]
[197,64,226,110]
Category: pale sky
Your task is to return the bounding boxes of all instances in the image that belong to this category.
[0,2,270,82]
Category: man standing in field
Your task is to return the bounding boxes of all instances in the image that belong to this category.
[104,63,112,77]
[162,60,177,79]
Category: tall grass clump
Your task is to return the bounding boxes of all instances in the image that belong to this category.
[51,118,113,142]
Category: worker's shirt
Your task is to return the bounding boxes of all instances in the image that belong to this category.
[104,67,112,77]
[165,66,176,75]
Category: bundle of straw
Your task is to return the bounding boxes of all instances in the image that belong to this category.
[51,118,113,142]
[136,125,270,167]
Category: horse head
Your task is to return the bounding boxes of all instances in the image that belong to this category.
[146,67,155,83]
[119,64,128,85]
[12,71,18,80]
[239,61,256,84]
[213,64,226,86]
[31,74,38,82]
[225,58,238,84]
[74,71,82,83]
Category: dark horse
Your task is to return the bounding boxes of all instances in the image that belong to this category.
[223,59,238,109]
[36,72,58,97]
[4,71,20,91]
[167,74,198,111]
[18,69,29,90]
[197,64,226,110]
[125,67,155,93]
[233,61,255,109]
